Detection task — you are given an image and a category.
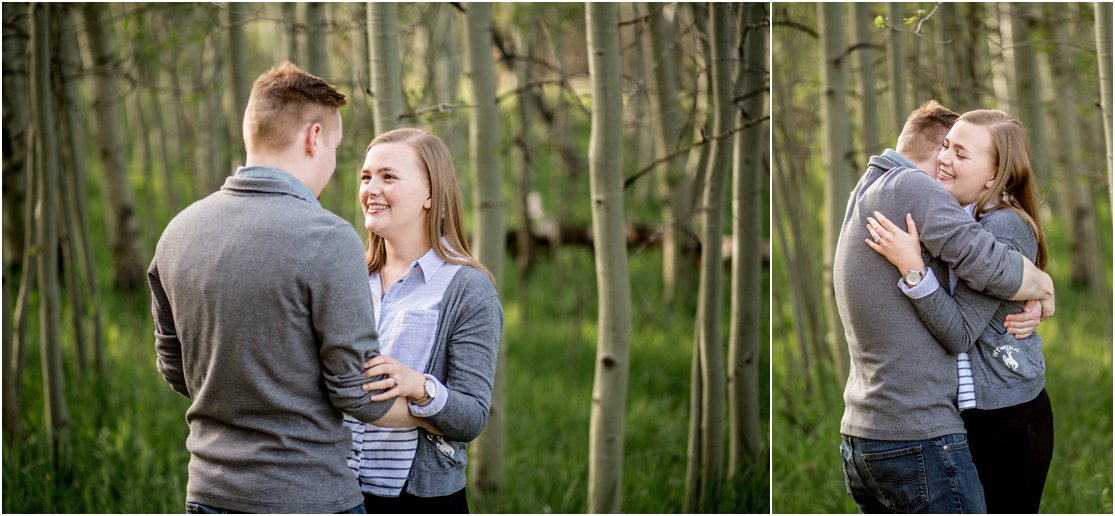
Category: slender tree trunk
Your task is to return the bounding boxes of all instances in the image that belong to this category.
[993,4,1016,113]
[59,5,105,375]
[1010,5,1052,190]
[2,264,13,441]
[960,4,983,109]
[645,2,693,303]
[8,119,39,444]
[853,3,879,157]
[689,3,736,510]
[2,4,29,269]
[819,3,852,385]
[1047,11,1107,309]
[728,2,766,477]
[687,4,715,213]
[283,3,299,63]
[368,2,404,133]
[31,3,69,466]
[514,28,534,275]
[208,37,231,193]
[585,4,631,513]
[465,2,507,496]
[887,3,907,136]
[56,6,88,374]
[1097,2,1113,193]
[306,3,330,80]
[228,2,248,164]
[683,325,703,512]
[82,4,146,290]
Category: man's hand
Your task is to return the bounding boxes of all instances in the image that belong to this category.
[1004,299,1041,339]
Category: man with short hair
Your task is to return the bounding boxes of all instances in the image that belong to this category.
[149,62,399,513]
[834,100,1054,513]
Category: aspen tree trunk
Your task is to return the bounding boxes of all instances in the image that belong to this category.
[887,3,907,136]
[56,6,88,374]
[228,2,248,163]
[283,3,299,63]
[683,325,703,513]
[208,38,232,193]
[690,3,736,510]
[993,4,1016,113]
[1009,5,1052,188]
[2,4,29,267]
[307,3,330,80]
[959,4,983,110]
[514,28,534,274]
[465,2,507,496]
[728,2,766,476]
[8,124,39,443]
[1047,12,1106,306]
[1097,1,1113,192]
[645,2,693,303]
[368,3,404,133]
[585,4,631,513]
[853,3,879,156]
[31,3,69,465]
[819,3,852,385]
[433,5,462,156]
[687,4,715,213]
[2,268,12,441]
[82,4,146,290]
[60,4,104,376]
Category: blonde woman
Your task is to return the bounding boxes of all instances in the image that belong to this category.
[346,128,502,513]
[866,110,1053,513]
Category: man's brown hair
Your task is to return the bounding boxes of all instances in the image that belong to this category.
[896,100,959,167]
[243,61,347,153]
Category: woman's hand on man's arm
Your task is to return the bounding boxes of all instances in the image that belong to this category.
[865,211,926,277]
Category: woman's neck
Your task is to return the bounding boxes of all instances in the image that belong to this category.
[383,233,433,271]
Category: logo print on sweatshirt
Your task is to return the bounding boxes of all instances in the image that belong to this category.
[991,345,1021,372]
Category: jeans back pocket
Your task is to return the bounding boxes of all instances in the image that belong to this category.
[861,445,930,513]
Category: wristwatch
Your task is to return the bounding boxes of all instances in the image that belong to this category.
[904,267,928,287]
[412,376,437,407]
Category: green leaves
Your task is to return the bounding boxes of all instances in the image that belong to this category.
[874,15,884,29]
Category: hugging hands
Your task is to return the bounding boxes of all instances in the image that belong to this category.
[864,211,1042,339]
[361,355,425,402]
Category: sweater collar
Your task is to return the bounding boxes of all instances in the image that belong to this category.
[224,166,321,208]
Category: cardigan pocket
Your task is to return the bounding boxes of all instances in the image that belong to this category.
[425,433,465,467]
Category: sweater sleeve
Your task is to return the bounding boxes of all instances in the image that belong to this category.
[311,225,394,423]
[897,172,1024,298]
[910,210,1035,354]
[425,271,504,442]
[148,255,191,398]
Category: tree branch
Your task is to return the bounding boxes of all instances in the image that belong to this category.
[623,116,770,189]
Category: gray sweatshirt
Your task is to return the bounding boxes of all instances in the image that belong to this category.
[909,208,1045,410]
[149,168,393,513]
[834,152,1025,441]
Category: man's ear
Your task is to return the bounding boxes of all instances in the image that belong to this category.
[304,123,322,157]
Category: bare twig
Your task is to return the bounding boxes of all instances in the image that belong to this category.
[623,116,770,189]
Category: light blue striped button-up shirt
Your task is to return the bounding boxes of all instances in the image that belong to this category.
[344,246,461,497]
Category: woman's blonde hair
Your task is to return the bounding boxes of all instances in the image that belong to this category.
[961,110,1048,269]
[362,128,493,283]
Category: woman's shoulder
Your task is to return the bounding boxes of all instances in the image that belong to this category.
[448,265,500,299]
[979,208,1037,251]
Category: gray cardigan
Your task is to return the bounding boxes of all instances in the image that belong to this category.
[400,265,503,498]
[149,171,394,513]
[911,208,1045,410]
[834,153,1026,441]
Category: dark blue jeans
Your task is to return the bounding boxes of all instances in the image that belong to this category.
[841,433,986,513]
[185,501,366,514]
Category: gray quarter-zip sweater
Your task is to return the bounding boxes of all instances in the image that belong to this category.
[834,152,1025,441]
[149,168,393,513]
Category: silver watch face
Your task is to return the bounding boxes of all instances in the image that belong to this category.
[905,269,923,284]
[425,378,436,399]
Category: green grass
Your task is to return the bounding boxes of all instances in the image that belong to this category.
[772,204,1114,514]
[3,245,768,513]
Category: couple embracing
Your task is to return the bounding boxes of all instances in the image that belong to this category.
[835,101,1056,513]
[148,62,502,513]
